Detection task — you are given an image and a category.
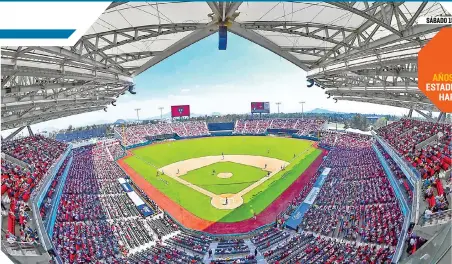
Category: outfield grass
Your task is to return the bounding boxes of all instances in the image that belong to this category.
[124,136,320,222]
[181,162,268,195]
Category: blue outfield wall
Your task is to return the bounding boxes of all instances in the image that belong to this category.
[267,128,298,134]
[47,155,73,238]
[285,167,331,230]
[208,122,234,131]
[124,140,153,150]
[210,131,233,136]
[318,143,332,150]
[175,135,211,140]
[292,134,319,141]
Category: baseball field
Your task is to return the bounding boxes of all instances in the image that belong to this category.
[122,136,321,223]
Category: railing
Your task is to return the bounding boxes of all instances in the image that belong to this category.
[2,153,32,171]
[28,145,72,258]
[1,229,42,257]
[373,134,422,223]
[374,134,420,185]
[415,132,442,151]
[412,179,421,224]
[421,209,452,227]
[46,155,73,237]
[399,223,451,264]
[373,144,410,215]
[372,144,412,263]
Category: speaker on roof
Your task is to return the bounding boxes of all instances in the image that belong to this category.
[327,93,331,99]
[111,101,116,106]
[104,108,107,112]
[334,99,338,103]
[128,84,136,95]
[219,25,227,50]
[307,78,315,88]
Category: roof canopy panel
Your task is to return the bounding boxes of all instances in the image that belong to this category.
[1,1,450,130]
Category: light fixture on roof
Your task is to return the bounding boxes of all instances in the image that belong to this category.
[219,25,227,50]
[128,84,136,95]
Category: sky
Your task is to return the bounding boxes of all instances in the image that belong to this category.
[2,32,421,136]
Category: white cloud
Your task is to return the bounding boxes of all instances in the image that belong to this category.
[180,88,191,93]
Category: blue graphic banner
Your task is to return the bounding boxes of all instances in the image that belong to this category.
[137,204,154,217]
[286,167,330,230]
[121,182,133,193]
[0,29,74,39]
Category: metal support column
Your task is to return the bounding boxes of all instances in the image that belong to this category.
[4,126,26,141]
[27,125,34,136]
[415,109,434,121]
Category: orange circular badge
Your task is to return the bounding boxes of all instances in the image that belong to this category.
[418,28,452,113]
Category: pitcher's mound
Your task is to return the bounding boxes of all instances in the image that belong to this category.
[217,172,233,179]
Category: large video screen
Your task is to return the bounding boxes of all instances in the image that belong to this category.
[171,105,190,118]
[251,102,270,114]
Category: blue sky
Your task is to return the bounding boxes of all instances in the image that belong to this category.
[3,32,416,135]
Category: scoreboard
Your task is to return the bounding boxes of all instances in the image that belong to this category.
[251,102,270,114]
[171,105,190,118]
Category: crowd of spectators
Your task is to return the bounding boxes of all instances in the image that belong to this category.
[105,140,125,160]
[166,231,212,255]
[3,123,432,263]
[376,142,414,202]
[40,158,70,226]
[215,239,249,256]
[423,174,449,216]
[2,135,68,244]
[128,242,202,263]
[300,145,403,247]
[320,131,373,148]
[114,121,210,146]
[211,255,256,263]
[264,233,393,263]
[51,144,164,263]
[1,135,67,202]
[251,228,290,251]
[233,118,325,136]
[377,118,451,178]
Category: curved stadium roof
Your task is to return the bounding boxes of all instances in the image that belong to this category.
[1,1,450,130]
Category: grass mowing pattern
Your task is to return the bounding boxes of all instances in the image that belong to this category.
[124,136,320,222]
[181,162,268,195]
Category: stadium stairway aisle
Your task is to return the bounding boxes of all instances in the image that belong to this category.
[244,238,267,263]
[203,242,218,263]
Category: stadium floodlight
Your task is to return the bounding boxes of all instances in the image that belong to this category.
[276,102,282,114]
[135,108,141,121]
[158,107,164,120]
[299,101,306,120]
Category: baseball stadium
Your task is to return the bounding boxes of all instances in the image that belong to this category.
[1,2,451,264]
